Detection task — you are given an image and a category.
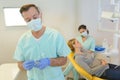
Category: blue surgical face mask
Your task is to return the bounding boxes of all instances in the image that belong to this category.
[80,31,88,37]
[27,18,42,31]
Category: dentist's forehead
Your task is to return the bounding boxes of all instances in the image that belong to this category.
[22,7,40,19]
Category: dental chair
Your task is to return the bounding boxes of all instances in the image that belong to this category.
[0,63,27,80]
[67,52,105,80]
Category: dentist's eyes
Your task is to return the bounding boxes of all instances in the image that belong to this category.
[26,19,31,22]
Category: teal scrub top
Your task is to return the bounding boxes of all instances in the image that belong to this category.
[76,35,95,52]
[14,27,71,80]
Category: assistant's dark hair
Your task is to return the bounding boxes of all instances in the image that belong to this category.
[78,24,89,34]
[20,4,40,14]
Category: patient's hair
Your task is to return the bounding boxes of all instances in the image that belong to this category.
[67,38,76,53]
[20,4,40,14]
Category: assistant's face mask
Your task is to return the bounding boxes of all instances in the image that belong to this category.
[27,18,42,31]
[80,31,88,37]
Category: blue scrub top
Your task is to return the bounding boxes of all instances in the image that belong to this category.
[14,27,71,80]
[76,35,95,52]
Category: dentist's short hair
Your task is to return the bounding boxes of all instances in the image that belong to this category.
[20,4,40,14]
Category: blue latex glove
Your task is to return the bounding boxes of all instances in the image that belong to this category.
[23,60,35,70]
[35,58,50,69]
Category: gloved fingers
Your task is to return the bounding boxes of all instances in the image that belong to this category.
[23,62,34,67]
[34,62,43,68]
[34,60,40,67]
[23,60,35,70]
[40,58,50,65]
[39,66,45,69]
[34,61,46,69]
[23,64,33,70]
[24,65,33,70]
[34,58,50,69]
[25,61,34,64]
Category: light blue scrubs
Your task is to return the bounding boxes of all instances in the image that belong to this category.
[63,35,95,80]
[76,35,95,52]
[14,27,71,80]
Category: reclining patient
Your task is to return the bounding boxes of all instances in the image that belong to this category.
[64,38,109,79]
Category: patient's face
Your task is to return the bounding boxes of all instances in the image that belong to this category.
[74,40,82,48]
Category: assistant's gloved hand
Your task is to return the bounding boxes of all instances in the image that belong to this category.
[23,60,35,70]
[34,58,50,69]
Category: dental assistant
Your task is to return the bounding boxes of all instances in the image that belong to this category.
[14,4,70,80]
[76,24,95,53]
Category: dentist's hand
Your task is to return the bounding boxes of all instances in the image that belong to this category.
[23,60,35,70]
[35,58,50,69]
